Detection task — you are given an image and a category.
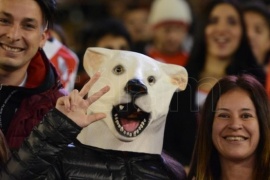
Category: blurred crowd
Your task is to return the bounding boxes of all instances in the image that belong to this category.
[51,0,270,88]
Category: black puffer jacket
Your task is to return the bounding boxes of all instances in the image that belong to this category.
[1,109,186,180]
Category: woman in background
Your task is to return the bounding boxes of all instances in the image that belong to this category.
[243,1,270,97]
[163,0,265,170]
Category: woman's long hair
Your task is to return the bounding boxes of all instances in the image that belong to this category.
[243,1,270,65]
[0,130,10,167]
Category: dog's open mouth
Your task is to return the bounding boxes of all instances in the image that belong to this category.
[112,103,150,137]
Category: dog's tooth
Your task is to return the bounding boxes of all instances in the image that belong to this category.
[143,119,146,123]
[123,131,127,135]
[120,127,124,132]
[137,108,141,112]
[133,131,137,136]
[138,126,142,130]
[115,120,120,125]
[114,114,118,117]
[119,105,124,110]
[141,122,145,126]
[117,124,121,128]
[129,133,132,137]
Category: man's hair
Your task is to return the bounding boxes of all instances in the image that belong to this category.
[34,0,57,29]
[80,18,132,48]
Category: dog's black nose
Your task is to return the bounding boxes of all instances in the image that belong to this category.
[124,79,147,98]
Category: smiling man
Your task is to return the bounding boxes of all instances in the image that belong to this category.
[0,0,65,150]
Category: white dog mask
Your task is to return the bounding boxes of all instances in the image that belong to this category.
[77,47,188,154]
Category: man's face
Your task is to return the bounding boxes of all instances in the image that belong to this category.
[123,9,151,42]
[0,0,47,73]
[153,23,188,54]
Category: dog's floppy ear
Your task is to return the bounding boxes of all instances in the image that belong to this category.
[83,47,112,76]
[160,63,188,91]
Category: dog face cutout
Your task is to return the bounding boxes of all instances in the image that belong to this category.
[77,47,187,154]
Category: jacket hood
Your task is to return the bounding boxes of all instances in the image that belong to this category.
[9,49,62,95]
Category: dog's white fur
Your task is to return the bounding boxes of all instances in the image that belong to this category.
[77,47,187,154]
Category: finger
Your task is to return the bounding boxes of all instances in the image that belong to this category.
[87,113,106,125]
[63,96,71,111]
[56,96,67,108]
[79,72,101,97]
[86,85,110,106]
[70,89,79,111]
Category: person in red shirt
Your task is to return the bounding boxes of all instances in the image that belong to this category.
[146,0,193,66]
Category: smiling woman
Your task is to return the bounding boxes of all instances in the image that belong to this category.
[187,74,270,180]
[163,0,266,168]
[212,89,259,162]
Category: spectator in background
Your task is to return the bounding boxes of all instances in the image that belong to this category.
[44,24,79,92]
[80,19,132,51]
[121,3,152,54]
[163,0,265,171]
[75,18,132,90]
[243,1,270,97]
[188,74,270,180]
[146,0,193,66]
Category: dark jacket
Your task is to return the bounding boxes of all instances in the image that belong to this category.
[0,49,66,149]
[163,85,198,166]
[1,109,186,180]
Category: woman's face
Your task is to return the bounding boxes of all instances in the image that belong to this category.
[205,3,242,60]
[212,88,259,163]
[244,11,270,65]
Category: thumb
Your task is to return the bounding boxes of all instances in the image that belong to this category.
[85,113,107,126]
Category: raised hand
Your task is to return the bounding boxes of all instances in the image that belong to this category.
[56,72,110,128]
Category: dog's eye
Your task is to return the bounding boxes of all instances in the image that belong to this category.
[113,65,125,75]
[148,76,156,85]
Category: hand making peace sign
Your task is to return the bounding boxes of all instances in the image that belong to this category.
[56,72,110,128]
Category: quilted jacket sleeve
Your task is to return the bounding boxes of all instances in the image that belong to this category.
[0,108,82,180]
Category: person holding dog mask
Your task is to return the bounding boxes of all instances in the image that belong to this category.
[1,70,186,180]
[0,0,66,152]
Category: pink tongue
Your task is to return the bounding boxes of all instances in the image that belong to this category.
[121,119,140,132]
